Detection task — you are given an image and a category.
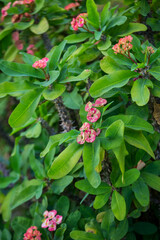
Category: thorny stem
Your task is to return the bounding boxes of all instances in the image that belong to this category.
[127,51,137,64]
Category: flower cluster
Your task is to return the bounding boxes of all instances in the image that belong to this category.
[65,2,80,11]
[23,226,41,240]
[12,31,24,50]
[32,57,49,69]
[41,210,63,232]
[1,0,33,22]
[71,13,87,31]
[77,98,107,144]
[147,46,155,54]
[112,35,133,54]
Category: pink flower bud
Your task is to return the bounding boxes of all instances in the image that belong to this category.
[80,122,90,131]
[1,2,11,21]
[85,101,92,112]
[93,98,107,107]
[65,2,80,11]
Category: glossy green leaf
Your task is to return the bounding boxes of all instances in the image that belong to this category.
[20,122,42,138]
[54,223,67,240]
[43,83,65,100]
[62,87,83,110]
[124,129,155,158]
[0,81,37,98]
[132,177,149,206]
[75,179,111,195]
[0,60,45,79]
[10,137,21,173]
[131,79,152,106]
[143,160,160,175]
[60,69,91,83]
[102,114,154,133]
[48,40,66,70]
[55,196,70,219]
[110,219,128,240]
[1,229,11,240]
[34,0,45,13]
[93,190,112,209]
[149,47,160,64]
[105,120,124,149]
[86,0,100,29]
[118,23,147,36]
[0,27,13,41]
[14,19,34,30]
[101,2,111,26]
[100,56,127,74]
[51,176,73,194]
[107,16,127,30]
[141,172,160,192]
[4,44,18,62]
[83,141,101,188]
[30,17,49,34]
[111,190,126,221]
[149,66,160,81]
[89,70,138,97]
[0,172,19,189]
[133,222,157,235]
[9,88,43,128]
[65,33,92,43]
[40,133,66,157]
[114,169,140,187]
[47,141,83,179]
[29,149,45,179]
[38,70,60,87]
[21,52,40,65]
[70,230,100,240]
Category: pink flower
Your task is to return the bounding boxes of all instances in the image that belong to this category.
[112,35,133,54]
[11,14,23,23]
[80,122,90,131]
[32,57,49,69]
[77,17,84,27]
[12,1,24,7]
[77,132,85,144]
[43,210,49,218]
[54,215,63,224]
[85,101,92,112]
[85,129,96,143]
[12,31,19,42]
[23,226,41,240]
[48,210,57,219]
[147,46,155,54]
[27,44,35,55]
[93,98,107,107]
[23,0,34,4]
[87,108,101,123]
[41,218,50,228]
[65,2,80,11]
[48,220,57,231]
[1,2,11,21]
[95,128,101,136]
[15,40,24,50]
[71,18,79,31]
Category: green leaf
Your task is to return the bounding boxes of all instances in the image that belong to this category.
[147,18,160,31]
[101,114,154,133]
[133,222,157,235]
[143,160,160,175]
[20,122,42,138]
[40,133,66,157]
[151,79,160,98]
[132,177,149,206]
[34,0,45,14]
[100,56,127,74]
[29,149,45,179]
[60,69,92,83]
[97,36,111,51]
[21,52,40,65]
[51,176,73,194]
[89,70,138,97]
[86,0,100,29]
[62,87,83,110]
[111,190,126,221]
[43,84,65,100]
[30,17,49,34]
[114,169,140,188]
[54,223,67,240]
[107,16,127,30]
[70,231,100,240]
[93,191,111,209]
[83,141,101,188]
[1,229,11,240]
[124,129,155,159]
[10,137,21,172]
[141,172,160,192]
[149,47,160,64]
[4,44,18,62]
[55,196,70,219]
[48,40,66,70]
[11,217,32,240]
[101,2,111,27]
[149,66,160,81]
[37,70,60,87]
[105,120,124,150]
[9,88,43,128]
[14,19,34,30]
[0,172,19,189]
[65,33,93,44]
[0,26,13,41]
[0,60,45,79]
[75,179,111,195]
[131,79,151,106]
[0,81,37,98]
[118,23,147,36]
[47,141,83,179]
[110,219,128,240]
